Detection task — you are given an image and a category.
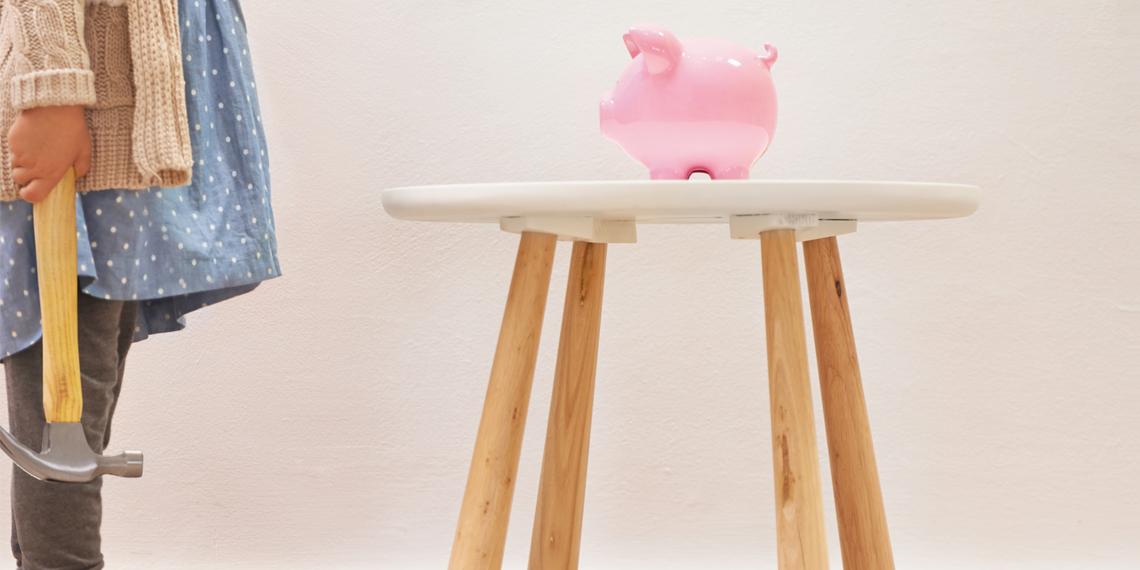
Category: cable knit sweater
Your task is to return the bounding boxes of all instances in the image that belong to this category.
[0,0,193,201]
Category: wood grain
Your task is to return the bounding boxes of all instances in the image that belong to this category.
[760,230,829,570]
[450,232,558,570]
[529,242,607,570]
[803,237,894,570]
[33,169,83,424]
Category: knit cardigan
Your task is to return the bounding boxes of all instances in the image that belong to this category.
[0,0,193,201]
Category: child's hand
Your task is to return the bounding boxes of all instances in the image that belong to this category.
[8,105,92,203]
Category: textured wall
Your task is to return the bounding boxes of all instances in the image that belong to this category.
[3,0,1139,567]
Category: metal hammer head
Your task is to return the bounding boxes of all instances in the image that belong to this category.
[0,423,142,483]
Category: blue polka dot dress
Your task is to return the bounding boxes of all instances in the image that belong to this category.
[0,0,280,359]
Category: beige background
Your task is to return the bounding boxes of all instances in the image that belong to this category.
[3,0,1139,567]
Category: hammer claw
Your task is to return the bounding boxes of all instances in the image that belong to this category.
[0,423,143,483]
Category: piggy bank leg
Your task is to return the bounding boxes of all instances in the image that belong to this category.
[709,165,750,180]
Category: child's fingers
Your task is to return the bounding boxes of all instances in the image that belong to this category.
[11,166,33,186]
[18,178,53,203]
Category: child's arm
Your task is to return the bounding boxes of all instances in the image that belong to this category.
[4,0,94,202]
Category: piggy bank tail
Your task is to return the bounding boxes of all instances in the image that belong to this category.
[599,96,615,138]
[760,43,778,69]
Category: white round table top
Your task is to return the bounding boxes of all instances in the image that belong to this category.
[381,180,980,225]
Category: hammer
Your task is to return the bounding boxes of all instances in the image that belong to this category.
[0,169,143,483]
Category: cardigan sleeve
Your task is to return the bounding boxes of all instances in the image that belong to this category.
[126,0,193,187]
[6,0,97,110]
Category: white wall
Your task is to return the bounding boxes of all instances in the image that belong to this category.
[4,0,1140,567]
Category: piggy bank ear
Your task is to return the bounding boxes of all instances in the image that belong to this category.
[623,25,683,75]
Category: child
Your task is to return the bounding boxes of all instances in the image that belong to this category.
[0,0,279,567]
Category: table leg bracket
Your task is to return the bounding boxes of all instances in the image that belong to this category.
[730,214,857,242]
[500,216,638,244]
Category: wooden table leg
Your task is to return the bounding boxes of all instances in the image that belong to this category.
[760,230,830,570]
[803,237,894,570]
[450,232,558,570]
[529,241,607,570]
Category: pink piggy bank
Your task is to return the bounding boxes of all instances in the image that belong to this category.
[600,25,778,180]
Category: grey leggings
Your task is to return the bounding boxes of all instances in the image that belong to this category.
[3,294,137,570]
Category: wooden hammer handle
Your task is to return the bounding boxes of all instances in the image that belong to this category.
[33,169,83,424]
